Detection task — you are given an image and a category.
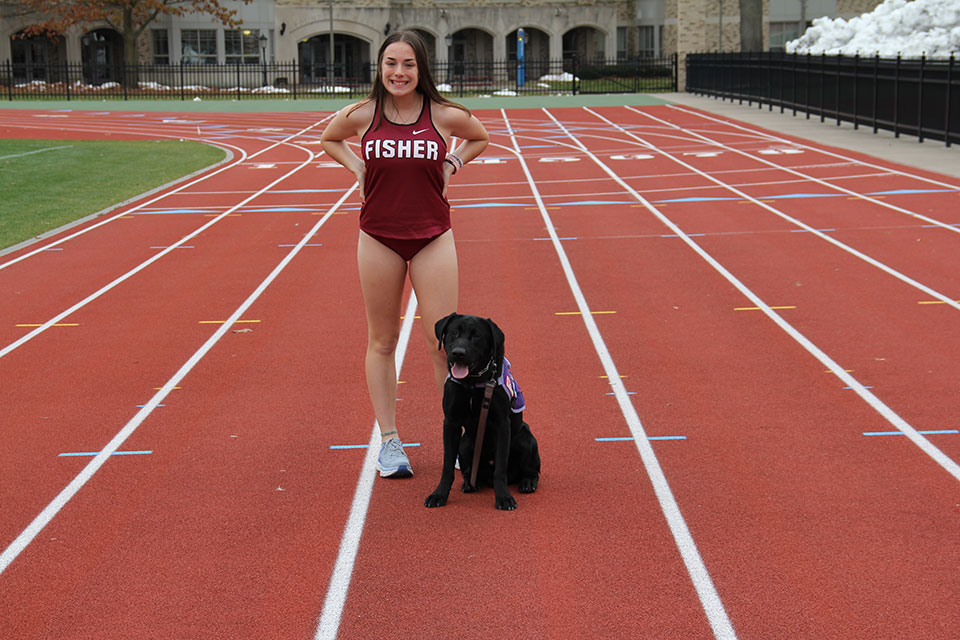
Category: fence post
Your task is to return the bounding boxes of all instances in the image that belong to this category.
[946,54,954,147]
[806,53,811,119]
[673,52,678,92]
[180,60,185,101]
[835,53,840,125]
[873,52,879,133]
[894,53,900,138]
[852,53,858,129]
[65,61,71,101]
[917,53,925,143]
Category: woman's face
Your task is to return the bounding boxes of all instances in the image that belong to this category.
[380,41,419,98]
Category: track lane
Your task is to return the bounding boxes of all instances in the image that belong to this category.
[2,106,958,639]
[524,105,960,637]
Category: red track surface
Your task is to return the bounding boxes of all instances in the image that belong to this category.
[1,105,958,639]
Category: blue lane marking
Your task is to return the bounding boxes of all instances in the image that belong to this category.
[136,404,166,407]
[244,207,324,212]
[655,196,742,203]
[844,386,874,390]
[606,391,637,395]
[661,233,706,237]
[42,248,65,251]
[59,450,153,457]
[278,243,323,247]
[556,200,635,206]
[331,443,421,449]
[133,209,215,215]
[868,188,957,195]
[595,436,687,441]
[454,202,531,208]
[863,430,958,437]
[791,228,836,233]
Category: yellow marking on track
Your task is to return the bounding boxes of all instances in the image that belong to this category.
[16,323,80,327]
[199,319,261,324]
[918,299,960,305]
[400,315,421,320]
[555,311,617,316]
[599,375,628,379]
[154,386,182,390]
[825,370,853,374]
[734,306,796,311]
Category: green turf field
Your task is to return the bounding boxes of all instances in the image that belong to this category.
[0,139,225,250]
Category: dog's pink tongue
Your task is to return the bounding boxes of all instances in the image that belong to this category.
[451,363,470,379]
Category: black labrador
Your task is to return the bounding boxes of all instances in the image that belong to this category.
[425,313,540,510]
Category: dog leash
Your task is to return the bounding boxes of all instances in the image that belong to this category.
[469,379,497,488]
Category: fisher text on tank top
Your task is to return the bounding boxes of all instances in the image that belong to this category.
[360,97,450,239]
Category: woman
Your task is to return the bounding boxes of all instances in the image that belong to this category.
[321,31,489,477]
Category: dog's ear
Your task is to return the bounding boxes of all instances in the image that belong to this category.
[485,318,505,368]
[434,313,459,350]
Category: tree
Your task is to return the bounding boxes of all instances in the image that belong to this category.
[7,0,251,80]
[739,0,763,52]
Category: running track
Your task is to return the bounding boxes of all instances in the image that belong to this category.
[1,104,958,639]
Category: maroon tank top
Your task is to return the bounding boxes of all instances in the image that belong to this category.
[359,97,450,239]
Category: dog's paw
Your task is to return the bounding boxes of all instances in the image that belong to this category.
[518,477,538,493]
[495,494,517,511]
[460,481,477,493]
[424,493,448,508]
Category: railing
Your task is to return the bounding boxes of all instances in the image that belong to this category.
[686,51,958,147]
[1,56,677,100]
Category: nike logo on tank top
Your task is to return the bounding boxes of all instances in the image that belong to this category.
[359,98,451,240]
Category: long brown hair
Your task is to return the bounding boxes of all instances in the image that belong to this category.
[352,30,470,128]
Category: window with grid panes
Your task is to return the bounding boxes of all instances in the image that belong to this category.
[226,30,261,64]
[181,29,217,64]
[152,29,170,64]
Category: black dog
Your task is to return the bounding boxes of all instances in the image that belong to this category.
[425,313,540,510]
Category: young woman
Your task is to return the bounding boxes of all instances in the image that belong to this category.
[321,31,489,477]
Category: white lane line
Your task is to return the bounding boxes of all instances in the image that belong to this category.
[314,291,418,640]
[0,113,334,269]
[666,105,960,192]
[0,134,329,359]
[0,181,358,576]
[0,145,73,161]
[584,107,960,313]
[0,140,244,268]
[504,108,738,640]
[562,107,960,484]
[632,106,960,236]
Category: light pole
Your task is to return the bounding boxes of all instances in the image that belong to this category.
[328,0,335,86]
[259,34,268,86]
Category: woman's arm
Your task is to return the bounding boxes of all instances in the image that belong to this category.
[433,104,489,192]
[320,101,374,196]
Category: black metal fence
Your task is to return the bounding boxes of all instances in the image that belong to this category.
[686,52,958,147]
[2,56,677,100]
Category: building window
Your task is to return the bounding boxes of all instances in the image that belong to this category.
[638,26,656,58]
[617,27,627,61]
[769,22,804,52]
[151,30,169,65]
[181,29,217,64]
[226,29,262,64]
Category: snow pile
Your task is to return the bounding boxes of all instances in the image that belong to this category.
[787,0,960,58]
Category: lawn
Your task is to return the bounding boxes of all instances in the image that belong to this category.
[0,139,225,249]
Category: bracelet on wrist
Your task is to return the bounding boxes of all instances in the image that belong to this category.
[443,158,458,174]
[446,153,464,169]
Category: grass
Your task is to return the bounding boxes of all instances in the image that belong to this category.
[0,139,226,249]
